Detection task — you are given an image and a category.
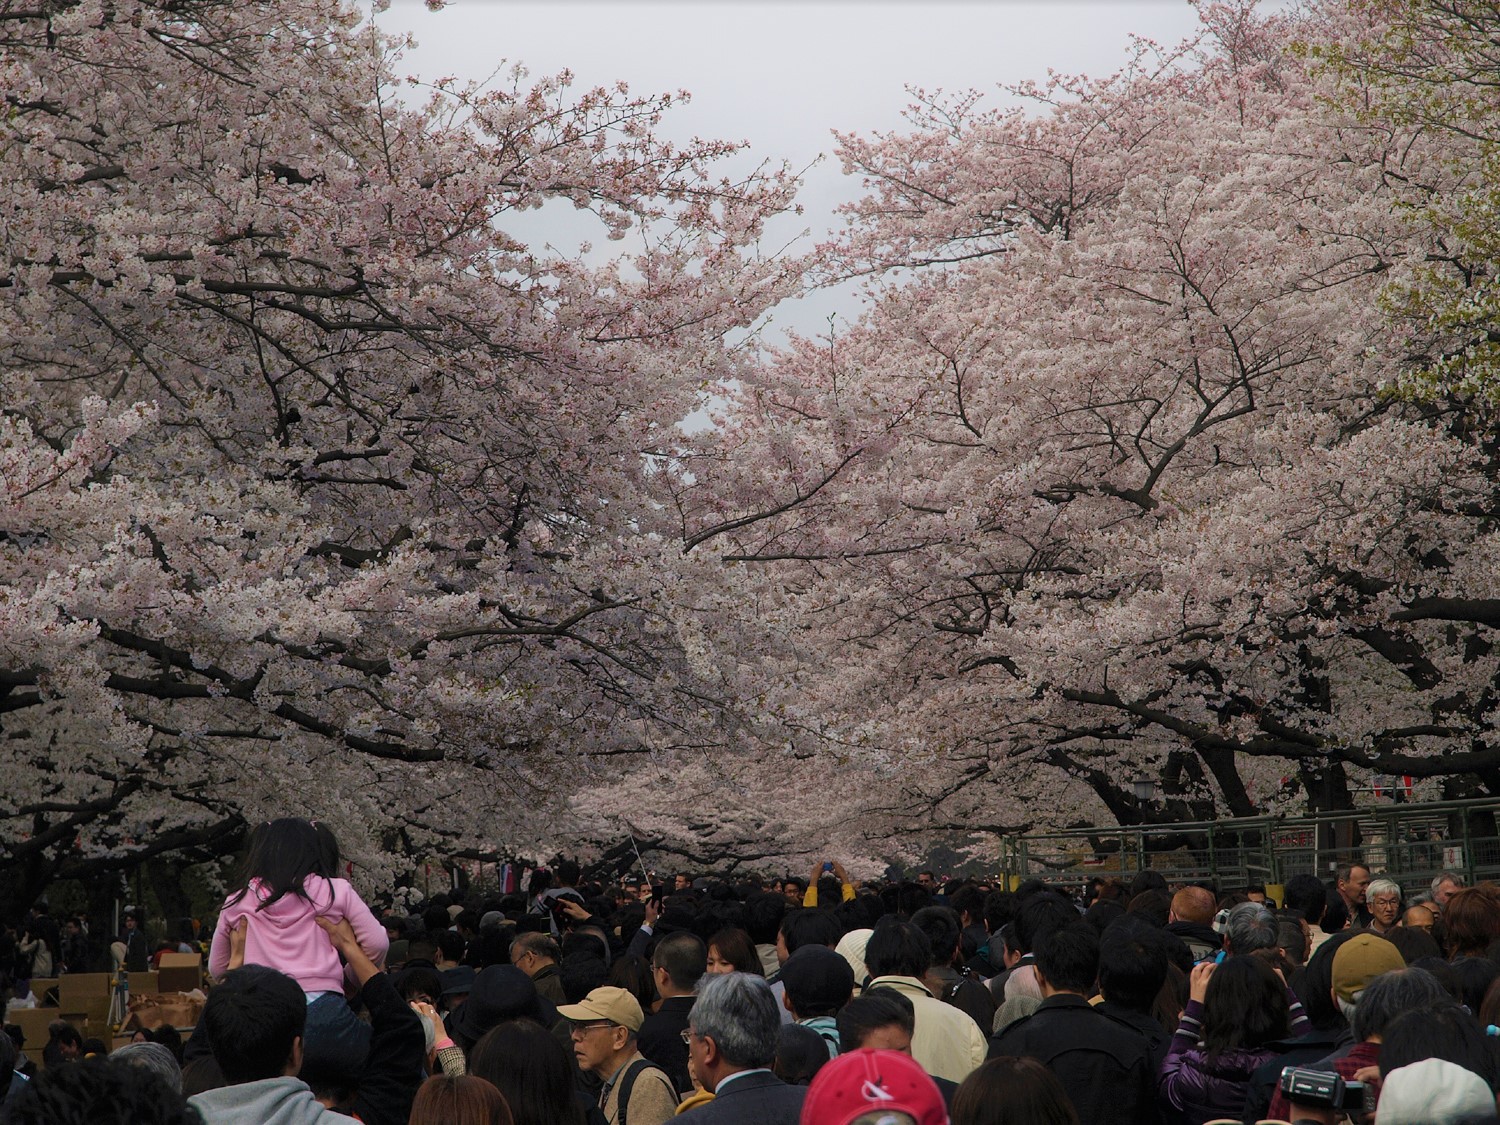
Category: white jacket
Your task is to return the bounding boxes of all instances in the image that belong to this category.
[864,974,987,1083]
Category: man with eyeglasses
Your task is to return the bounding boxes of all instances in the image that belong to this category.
[676,972,805,1124]
[559,986,679,1125]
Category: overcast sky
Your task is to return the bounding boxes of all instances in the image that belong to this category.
[379,0,1213,335]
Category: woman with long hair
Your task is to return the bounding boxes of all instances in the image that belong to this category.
[1158,956,1290,1125]
[408,1074,513,1125]
[468,1018,603,1125]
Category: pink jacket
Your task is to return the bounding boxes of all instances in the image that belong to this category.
[208,875,388,994]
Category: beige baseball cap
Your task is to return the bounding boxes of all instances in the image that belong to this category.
[556,986,645,1032]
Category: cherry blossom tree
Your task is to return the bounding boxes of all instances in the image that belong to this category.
[0,0,806,911]
[688,0,1500,850]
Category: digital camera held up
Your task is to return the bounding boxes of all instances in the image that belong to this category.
[1279,1066,1374,1121]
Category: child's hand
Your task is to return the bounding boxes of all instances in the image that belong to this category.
[227,918,248,971]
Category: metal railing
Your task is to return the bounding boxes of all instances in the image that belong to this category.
[996,797,1500,892]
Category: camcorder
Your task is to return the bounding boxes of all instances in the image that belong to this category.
[1279,1066,1374,1122]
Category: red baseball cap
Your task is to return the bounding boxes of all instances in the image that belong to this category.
[799,1048,949,1125]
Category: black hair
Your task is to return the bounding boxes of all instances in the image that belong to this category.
[836,987,916,1048]
[470,1019,585,1125]
[610,953,657,1013]
[554,859,581,886]
[180,1056,224,1099]
[1449,956,1500,1016]
[864,920,931,980]
[652,932,707,992]
[1083,901,1126,935]
[909,906,962,969]
[779,908,841,954]
[1283,875,1327,926]
[6,1057,199,1125]
[229,818,328,913]
[436,930,466,963]
[1384,925,1441,966]
[894,882,933,919]
[1410,956,1464,1004]
[1126,890,1172,929]
[949,885,985,926]
[42,1023,83,1070]
[312,821,341,880]
[1199,954,1287,1059]
[1034,922,1098,995]
[1274,911,1307,966]
[467,930,511,969]
[558,954,609,1005]
[397,966,444,1006]
[1380,1002,1498,1089]
[1295,930,1356,1030]
[1321,890,1349,935]
[1351,967,1451,1043]
[1129,871,1168,898]
[146,1024,184,1064]
[1098,920,1169,1012]
[1015,892,1078,955]
[707,928,762,976]
[773,1024,830,1087]
[201,965,307,1084]
[560,928,607,963]
[983,891,1017,935]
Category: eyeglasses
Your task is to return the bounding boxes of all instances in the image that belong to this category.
[680,1029,696,1045]
[569,1021,617,1037]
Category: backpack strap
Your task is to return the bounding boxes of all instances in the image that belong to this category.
[613,1058,649,1125]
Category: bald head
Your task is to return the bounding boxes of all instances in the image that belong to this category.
[1170,886,1217,926]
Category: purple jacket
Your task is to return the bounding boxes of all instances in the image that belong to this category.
[1157,1000,1279,1125]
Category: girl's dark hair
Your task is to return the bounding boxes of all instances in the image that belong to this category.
[312,821,341,880]
[951,1056,1080,1125]
[229,818,328,912]
[708,927,762,976]
[1200,955,1287,1059]
[469,1019,584,1125]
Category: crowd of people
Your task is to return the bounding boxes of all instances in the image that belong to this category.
[2,824,1499,1125]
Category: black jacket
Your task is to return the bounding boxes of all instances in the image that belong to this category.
[675,1071,805,1125]
[1095,1000,1169,1075]
[988,993,1157,1125]
[1165,921,1221,962]
[638,995,695,1094]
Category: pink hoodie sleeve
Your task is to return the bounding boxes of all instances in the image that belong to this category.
[333,880,389,967]
[207,897,240,981]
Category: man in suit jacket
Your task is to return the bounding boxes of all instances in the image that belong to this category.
[675,972,804,1125]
